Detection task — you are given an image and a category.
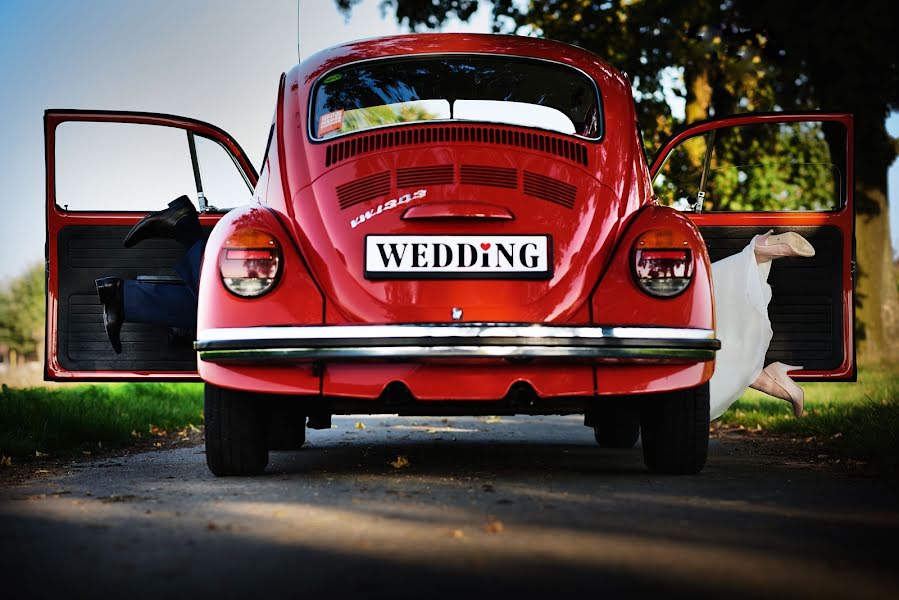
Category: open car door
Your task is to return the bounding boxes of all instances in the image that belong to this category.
[45,110,258,380]
[651,113,854,380]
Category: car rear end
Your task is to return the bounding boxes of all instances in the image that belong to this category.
[194,34,718,475]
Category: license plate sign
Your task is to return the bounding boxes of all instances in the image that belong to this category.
[365,235,552,279]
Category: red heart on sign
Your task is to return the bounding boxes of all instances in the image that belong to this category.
[480,243,491,251]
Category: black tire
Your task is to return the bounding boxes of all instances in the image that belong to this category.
[204,383,269,476]
[593,404,640,448]
[639,383,710,475]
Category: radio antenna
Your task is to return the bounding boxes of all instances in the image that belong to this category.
[296,0,302,63]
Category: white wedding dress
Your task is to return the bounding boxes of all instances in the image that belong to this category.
[708,234,773,420]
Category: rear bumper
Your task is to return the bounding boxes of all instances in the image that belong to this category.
[195,324,720,362]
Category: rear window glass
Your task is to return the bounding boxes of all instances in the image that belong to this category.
[310,56,602,140]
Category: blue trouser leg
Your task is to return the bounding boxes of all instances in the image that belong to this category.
[122,239,206,328]
[174,238,204,298]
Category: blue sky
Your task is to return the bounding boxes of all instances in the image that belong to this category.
[0,0,896,282]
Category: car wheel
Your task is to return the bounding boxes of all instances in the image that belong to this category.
[204,383,269,476]
[593,404,640,448]
[639,383,710,475]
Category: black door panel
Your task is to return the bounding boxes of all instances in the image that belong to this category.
[56,226,207,372]
[700,225,843,372]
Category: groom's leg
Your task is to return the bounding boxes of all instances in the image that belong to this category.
[173,238,206,298]
[123,280,198,329]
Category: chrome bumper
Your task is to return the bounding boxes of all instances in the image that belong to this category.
[195,324,720,363]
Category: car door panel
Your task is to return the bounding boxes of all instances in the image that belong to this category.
[650,113,854,381]
[45,110,257,381]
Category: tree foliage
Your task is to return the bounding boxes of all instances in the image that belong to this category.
[341,102,440,135]
[0,263,45,358]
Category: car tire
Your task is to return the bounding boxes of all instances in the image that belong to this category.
[204,383,269,476]
[593,404,640,448]
[639,383,710,475]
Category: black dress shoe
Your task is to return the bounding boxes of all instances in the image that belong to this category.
[95,277,124,354]
[123,195,201,248]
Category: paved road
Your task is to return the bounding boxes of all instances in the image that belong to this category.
[1,415,897,599]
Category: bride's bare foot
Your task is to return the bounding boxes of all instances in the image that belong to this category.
[754,230,815,264]
[749,362,805,417]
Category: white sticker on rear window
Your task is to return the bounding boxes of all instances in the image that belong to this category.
[318,110,344,136]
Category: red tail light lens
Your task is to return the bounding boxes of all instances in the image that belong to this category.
[632,229,694,298]
[219,229,282,297]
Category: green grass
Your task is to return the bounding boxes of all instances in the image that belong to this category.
[717,367,899,469]
[0,383,203,458]
[0,368,896,467]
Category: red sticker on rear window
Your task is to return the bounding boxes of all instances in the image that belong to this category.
[318,110,344,136]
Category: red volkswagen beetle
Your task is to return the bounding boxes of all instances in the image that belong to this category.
[44,34,855,475]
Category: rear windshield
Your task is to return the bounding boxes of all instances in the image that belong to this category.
[310,56,602,141]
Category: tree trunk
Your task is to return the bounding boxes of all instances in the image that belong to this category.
[854,177,899,364]
[683,67,712,168]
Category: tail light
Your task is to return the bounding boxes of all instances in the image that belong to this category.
[219,228,282,297]
[632,229,694,298]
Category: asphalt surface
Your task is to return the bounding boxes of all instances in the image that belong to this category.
[1,415,897,600]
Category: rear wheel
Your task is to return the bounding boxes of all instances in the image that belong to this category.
[592,404,640,448]
[639,383,710,474]
[204,383,269,476]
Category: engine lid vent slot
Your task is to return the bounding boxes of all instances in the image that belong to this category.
[337,171,391,210]
[396,165,454,188]
[461,165,518,189]
[523,171,577,209]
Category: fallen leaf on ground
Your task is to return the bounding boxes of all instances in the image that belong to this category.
[81,451,92,457]
[35,450,46,458]
[355,422,366,430]
[485,415,502,424]
[484,518,505,534]
[188,423,201,433]
[389,455,410,469]
[1,455,12,466]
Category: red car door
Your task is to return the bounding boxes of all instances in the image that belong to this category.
[650,113,854,380]
[45,110,258,381]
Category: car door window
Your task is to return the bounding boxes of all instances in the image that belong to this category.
[193,135,254,210]
[653,121,844,212]
[55,121,253,213]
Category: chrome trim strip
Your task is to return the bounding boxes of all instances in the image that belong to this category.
[195,324,719,362]
[198,324,716,343]
[199,346,716,362]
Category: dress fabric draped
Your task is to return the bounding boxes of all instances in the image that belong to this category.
[709,235,773,420]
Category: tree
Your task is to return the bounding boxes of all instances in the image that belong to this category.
[0,263,45,363]
[337,0,899,361]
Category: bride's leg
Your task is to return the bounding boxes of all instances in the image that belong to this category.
[748,362,805,417]
[754,230,816,263]
[709,231,815,421]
